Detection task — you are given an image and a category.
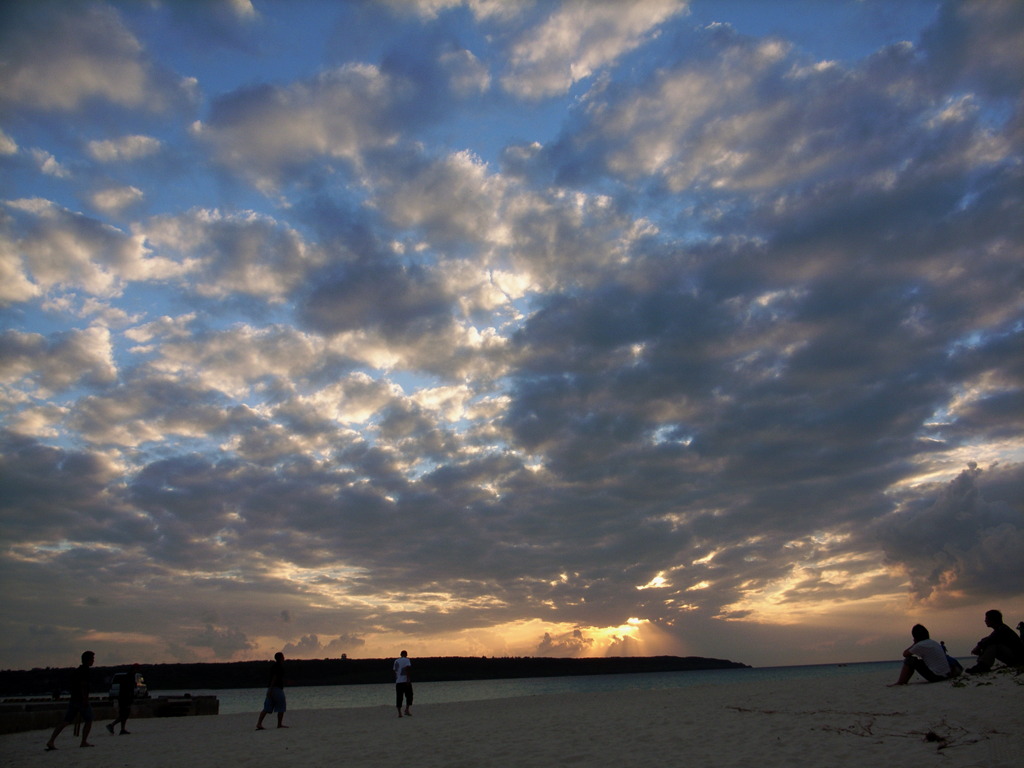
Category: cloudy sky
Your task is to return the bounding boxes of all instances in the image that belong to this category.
[1,0,1022,673]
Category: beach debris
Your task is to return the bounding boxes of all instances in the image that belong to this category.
[909,719,980,751]
[724,704,993,754]
[819,719,878,738]
[725,706,904,718]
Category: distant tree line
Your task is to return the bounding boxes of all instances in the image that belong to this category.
[0,655,749,697]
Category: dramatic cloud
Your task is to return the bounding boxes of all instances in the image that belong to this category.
[873,463,1024,602]
[0,0,1020,672]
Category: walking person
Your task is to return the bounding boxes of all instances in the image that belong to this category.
[255,652,288,729]
[106,664,139,735]
[45,651,96,750]
[394,650,413,717]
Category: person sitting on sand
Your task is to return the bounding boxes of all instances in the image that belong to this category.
[888,624,953,685]
[940,641,963,678]
[965,609,1024,674]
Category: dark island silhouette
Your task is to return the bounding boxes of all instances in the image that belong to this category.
[2,655,749,697]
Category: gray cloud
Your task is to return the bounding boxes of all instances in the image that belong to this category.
[0,0,1020,670]
[499,0,688,99]
[300,258,454,339]
[143,208,322,299]
[2,200,182,299]
[0,1,192,114]
[0,326,117,395]
[185,623,256,657]
[872,463,1024,602]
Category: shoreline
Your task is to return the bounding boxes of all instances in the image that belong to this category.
[0,655,748,697]
[2,665,1019,768]
[127,660,910,716]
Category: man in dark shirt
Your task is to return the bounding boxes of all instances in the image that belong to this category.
[106,664,139,735]
[255,652,287,729]
[966,609,1024,673]
[45,651,95,750]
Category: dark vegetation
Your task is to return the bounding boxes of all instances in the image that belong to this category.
[1,655,748,697]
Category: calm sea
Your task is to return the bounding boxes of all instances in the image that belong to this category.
[154,660,899,716]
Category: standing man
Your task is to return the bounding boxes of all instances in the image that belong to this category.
[966,609,1024,673]
[45,651,95,750]
[394,650,413,718]
[255,652,288,730]
[106,664,139,735]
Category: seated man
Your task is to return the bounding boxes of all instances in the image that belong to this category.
[888,624,952,685]
[967,609,1024,673]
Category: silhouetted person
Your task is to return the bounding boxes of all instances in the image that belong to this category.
[966,609,1024,673]
[939,641,964,678]
[255,652,288,729]
[394,650,413,717]
[45,651,95,750]
[888,625,953,685]
[106,664,139,735]
[1017,621,1023,640]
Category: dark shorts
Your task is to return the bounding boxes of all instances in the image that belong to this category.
[63,701,93,723]
[395,682,413,707]
[263,687,286,713]
[907,656,949,683]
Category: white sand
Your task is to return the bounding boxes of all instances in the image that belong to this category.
[3,666,1020,768]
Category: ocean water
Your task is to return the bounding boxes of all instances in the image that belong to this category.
[154,660,899,716]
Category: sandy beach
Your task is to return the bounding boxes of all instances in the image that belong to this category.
[3,666,1020,768]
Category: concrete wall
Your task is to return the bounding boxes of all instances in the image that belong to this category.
[0,696,218,735]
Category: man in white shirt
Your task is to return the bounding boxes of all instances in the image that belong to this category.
[888,624,952,685]
[394,650,413,717]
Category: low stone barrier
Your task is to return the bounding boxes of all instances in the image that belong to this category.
[0,695,219,734]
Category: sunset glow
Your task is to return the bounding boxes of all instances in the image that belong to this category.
[1,1,1022,672]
